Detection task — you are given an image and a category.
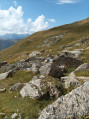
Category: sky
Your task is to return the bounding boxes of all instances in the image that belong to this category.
[0,0,89,35]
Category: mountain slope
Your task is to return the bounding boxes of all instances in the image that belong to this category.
[0,17,89,63]
[0,18,89,119]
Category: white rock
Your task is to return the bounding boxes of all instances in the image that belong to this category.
[64,72,80,89]
[11,113,18,119]
[39,81,89,119]
[75,63,89,72]
[62,49,84,58]
[29,51,41,57]
[0,70,12,80]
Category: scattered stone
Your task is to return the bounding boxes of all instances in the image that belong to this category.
[75,63,89,72]
[39,81,89,119]
[31,63,41,74]
[29,51,41,57]
[11,113,18,119]
[75,43,81,47]
[0,70,13,80]
[0,88,6,93]
[10,83,24,91]
[79,36,89,44]
[60,45,72,50]
[64,72,80,89]
[19,113,21,119]
[40,49,45,53]
[86,46,89,50]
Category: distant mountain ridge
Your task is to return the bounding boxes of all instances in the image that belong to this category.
[0,33,29,51]
[0,33,29,40]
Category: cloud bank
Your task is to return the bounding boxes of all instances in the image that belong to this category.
[0,6,55,35]
[49,0,79,4]
[57,0,78,4]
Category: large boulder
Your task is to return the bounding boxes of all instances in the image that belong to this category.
[53,54,82,68]
[20,76,64,99]
[64,72,80,89]
[0,70,13,80]
[39,81,89,119]
[39,62,65,78]
[75,63,89,72]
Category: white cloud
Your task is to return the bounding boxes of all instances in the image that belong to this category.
[56,0,78,4]
[48,19,56,23]
[13,1,17,7]
[0,6,55,35]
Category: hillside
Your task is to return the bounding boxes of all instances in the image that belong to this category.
[0,18,89,119]
[0,17,89,63]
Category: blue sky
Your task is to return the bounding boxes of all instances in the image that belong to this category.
[0,0,88,35]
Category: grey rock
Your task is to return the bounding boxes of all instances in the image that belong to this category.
[29,51,41,57]
[39,62,65,78]
[62,49,84,58]
[10,83,24,91]
[31,63,41,74]
[20,76,63,99]
[64,72,80,89]
[39,81,89,119]
[75,63,89,72]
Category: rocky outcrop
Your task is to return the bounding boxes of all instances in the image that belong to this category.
[62,49,84,58]
[75,63,89,72]
[39,33,65,47]
[39,81,89,119]
[29,51,41,57]
[0,70,13,80]
[20,76,64,99]
[39,61,65,78]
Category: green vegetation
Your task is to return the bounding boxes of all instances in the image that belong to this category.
[75,71,89,77]
[0,71,55,119]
